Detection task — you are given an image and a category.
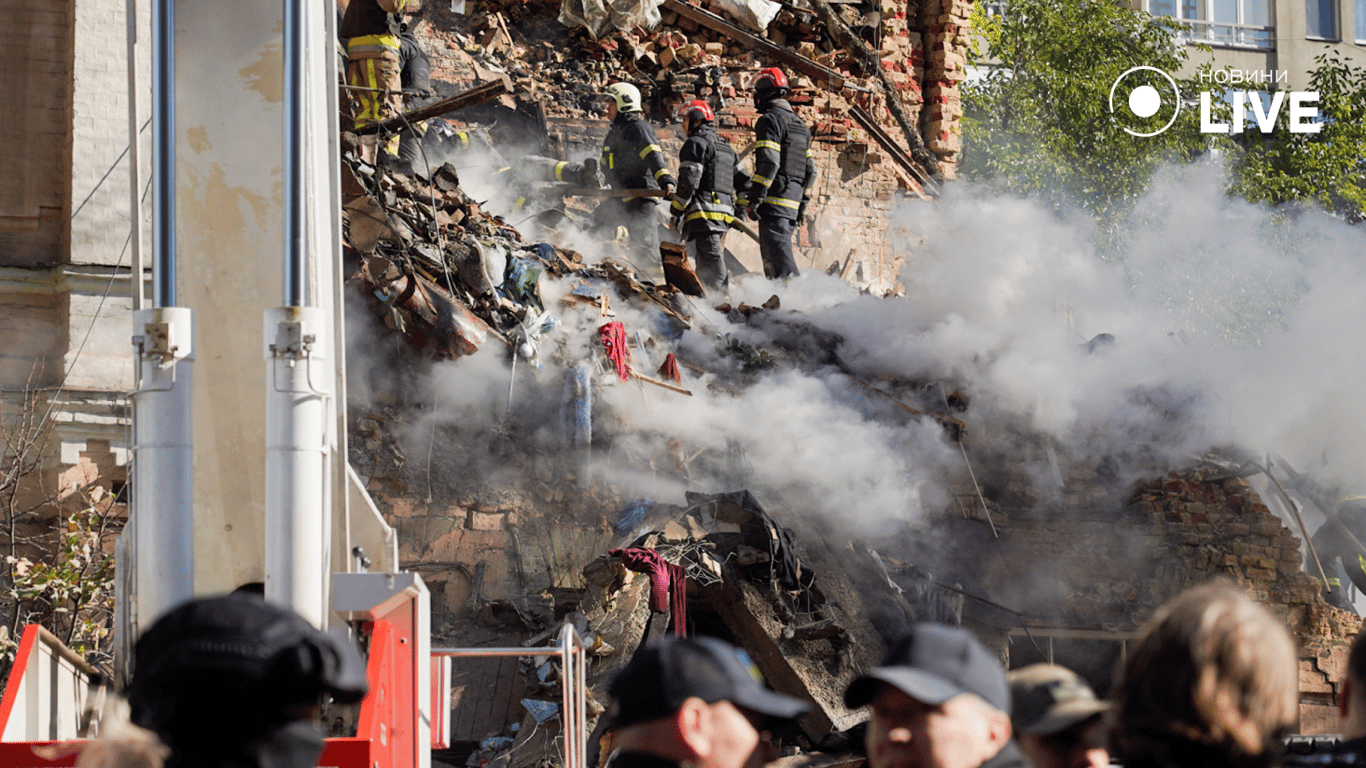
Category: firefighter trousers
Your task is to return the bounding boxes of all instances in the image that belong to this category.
[758,215,799,279]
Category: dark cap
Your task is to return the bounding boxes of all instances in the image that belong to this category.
[129,594,368,743]
[605,636,811,729]
[1007,664,1110,735]
[844,623,1010,713]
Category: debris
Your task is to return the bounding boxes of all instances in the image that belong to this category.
[662,0,850,91]
[353,74,515,135]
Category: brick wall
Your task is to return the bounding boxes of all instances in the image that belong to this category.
[944,463,1364,734]
[2,3,75,268]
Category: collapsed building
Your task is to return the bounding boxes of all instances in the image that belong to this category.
[334,4,1365,762]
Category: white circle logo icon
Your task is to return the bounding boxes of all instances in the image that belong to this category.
[1109,67,1182,137]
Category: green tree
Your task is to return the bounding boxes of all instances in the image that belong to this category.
[962,0,1221,226]
[1229,52,1366,223]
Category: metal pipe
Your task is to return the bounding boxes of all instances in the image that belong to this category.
[151,0,174,307]
[283,0,307,307]
[131,307,195,627]
[264,308,328,627]
[126,0,144,313]
[430,647,558,657]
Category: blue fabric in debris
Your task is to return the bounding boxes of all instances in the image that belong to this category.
[572,284,603,300]
[504,254,543,305]
[614,498,655,535]
[651,310,686,342]
[531,242,556,264]
[522,699,559,723]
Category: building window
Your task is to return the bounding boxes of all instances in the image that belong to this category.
[1356,0,1365,41]
[1146,0,1274,47]
[1306,0,1337,38]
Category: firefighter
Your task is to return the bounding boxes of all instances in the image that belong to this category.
[1311,496,1366,612]
[392,24,434,175]
[594,82,676,282]
[669,100,737,291]
[341,0,410,162]
[739,67,815,280]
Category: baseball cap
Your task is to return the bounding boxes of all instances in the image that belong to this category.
[844,623,1010,712]
[1007,664,1110,735]
[605,636,811,729]
[129,593,368,743]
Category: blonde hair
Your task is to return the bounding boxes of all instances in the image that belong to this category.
[1113,582,1298,763]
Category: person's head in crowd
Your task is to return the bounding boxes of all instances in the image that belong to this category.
[1008,664,1110,768]
[1112,581,1297,768]
[1337,625,1366,740]
[604,635,810,768]
[126,593,367,768]
[845,623,1016,768]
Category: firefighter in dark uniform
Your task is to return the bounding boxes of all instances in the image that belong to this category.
[739,67,815,280]
[1312,496,1366,612]
[595,82,676,282]
[669,100,737,290]
[393,26,433,175]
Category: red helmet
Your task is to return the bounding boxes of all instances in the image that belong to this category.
[678,99,715,123]
[751,67,789,92]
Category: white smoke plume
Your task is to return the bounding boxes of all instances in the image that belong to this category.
[380,160,1366,540]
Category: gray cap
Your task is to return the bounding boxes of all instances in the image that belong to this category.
[1007,663,1110,735]
[845,623,1010,713]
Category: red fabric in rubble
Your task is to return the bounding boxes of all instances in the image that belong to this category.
[600,322,630,381]
[658,353,681,382]
[610,547,687,636]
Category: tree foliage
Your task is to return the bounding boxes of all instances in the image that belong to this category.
[0,385,118,684]
[1229,52,1366,223]
[961,0,1220,222]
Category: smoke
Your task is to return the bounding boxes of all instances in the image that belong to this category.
[370,158,1366,543]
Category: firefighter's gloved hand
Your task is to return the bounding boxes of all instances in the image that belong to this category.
[582,158,603,188]
[796,200,808,224]
[669,213,682,230]
[745,205,758,221]
[661,183,675,200]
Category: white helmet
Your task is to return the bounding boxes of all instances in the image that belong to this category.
[604,82,642,113]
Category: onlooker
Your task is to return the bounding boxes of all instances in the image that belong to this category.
[603,635,809,768]
[844,622,1029,768]
[1112,581,1298,768]
[1008,663,1111,768]
[126,593,368,768]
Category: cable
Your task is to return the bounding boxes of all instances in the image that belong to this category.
[942,391,1047,660]
[70,117,153,223]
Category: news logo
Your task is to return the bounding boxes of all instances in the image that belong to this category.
[1108,66,1182,137]
[1108,67,1322,137]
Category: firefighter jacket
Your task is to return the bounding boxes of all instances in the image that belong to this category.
[398,32,430,93]
[341,0,407,59]
[670,123,736,234]
[601,112,675,202]
[744,99,815,221]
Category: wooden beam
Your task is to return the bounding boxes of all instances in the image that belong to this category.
[354,75,515,135]
[661,0,855,92]
[849,106,936,193]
